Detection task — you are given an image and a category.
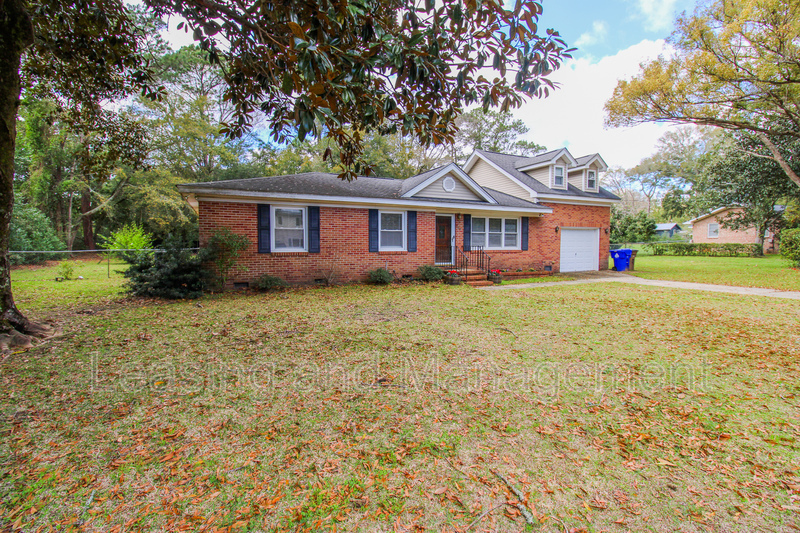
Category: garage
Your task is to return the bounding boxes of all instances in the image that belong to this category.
[560,228,600,272]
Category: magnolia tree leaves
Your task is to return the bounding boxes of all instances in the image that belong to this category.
[146,0,571,179]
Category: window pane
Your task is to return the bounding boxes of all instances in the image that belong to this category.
[504,219,517,233]
[472,218,485,232]
[504,234,517,247]
[488,233,502,247]
[381,230,404,248]
[472,233,485,247]
[273,208,305,249]
[275,208,304,229]
[381,213,402,230]
[489,218,502,232]
[274,229,304,249]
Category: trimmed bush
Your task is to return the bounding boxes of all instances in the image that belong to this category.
[124,237,211,299]
[780,228,800,267]
[368,268,393,284]
[254,274,289,291]
[647,242,762,257]
[417,265,445,281]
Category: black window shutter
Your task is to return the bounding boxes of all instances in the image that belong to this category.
[257,204,270,253]
[407,211,417,252]
[521,217,529,251]
[308,206,320,253]
[368,209,379,252]
[463,214,472,251]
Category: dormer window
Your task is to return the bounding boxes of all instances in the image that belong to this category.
[587,170,597,190]
[553,166,565,188]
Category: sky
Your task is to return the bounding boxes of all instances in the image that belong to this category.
[161,0,698,170]
[518,0,697,168]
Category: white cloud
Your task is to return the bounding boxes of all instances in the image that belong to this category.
[633,0,679,32]
[515,39,675,169]
[574,21,608,48]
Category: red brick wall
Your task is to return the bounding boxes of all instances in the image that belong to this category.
[198,200,612,285]
[528,203,612,273]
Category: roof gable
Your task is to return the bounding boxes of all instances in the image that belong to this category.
[401,163,496,203]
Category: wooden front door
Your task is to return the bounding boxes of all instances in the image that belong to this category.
[435,215,452,264]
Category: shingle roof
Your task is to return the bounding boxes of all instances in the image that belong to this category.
[512,149,564,169]
[475,150,620,201]
[575,154,600,166]
[655,223,681,231]
[399,166,445,195]
[178,171,550,211]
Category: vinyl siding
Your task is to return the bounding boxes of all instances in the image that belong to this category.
[568,169,583,190]
[525,167,550,188]
[414,174,482,201]
[467,158,531,199]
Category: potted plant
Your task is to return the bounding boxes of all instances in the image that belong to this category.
[446,270,462,285]
[488,269,502,284]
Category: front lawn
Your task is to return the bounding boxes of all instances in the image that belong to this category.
[627,254,800,291]
[1,278,799,532]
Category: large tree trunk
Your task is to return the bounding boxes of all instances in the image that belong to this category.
[81,189,95,250]
[0,0,54,347]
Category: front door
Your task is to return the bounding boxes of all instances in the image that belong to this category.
[435,215,452,264]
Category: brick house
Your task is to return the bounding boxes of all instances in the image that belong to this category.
[688,207,780,254]
[177,149,620,286]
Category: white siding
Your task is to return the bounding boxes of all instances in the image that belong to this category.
[467,159,531,199]
[414,174,482,201]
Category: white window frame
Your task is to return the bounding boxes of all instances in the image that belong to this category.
[271,205,308,252]
[471,217,521,250]
[553,165,566,189]
[586,170,597,190]
[708,223,720,239]
[379,210,406,251]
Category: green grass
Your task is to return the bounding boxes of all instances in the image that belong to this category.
[10,258,128,316]
[500,274,576,285]
[627,254,800,291]
[1,276,799,532]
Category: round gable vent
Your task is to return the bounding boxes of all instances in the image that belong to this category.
[442,176,456,192]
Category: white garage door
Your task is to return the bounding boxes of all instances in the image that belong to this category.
[560,228,600,272]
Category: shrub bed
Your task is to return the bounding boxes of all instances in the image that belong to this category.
[647,242,762,257]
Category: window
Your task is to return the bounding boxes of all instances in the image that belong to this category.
[553,166,565,188]
[472,217,486,247]
[472,217,519,249]
[587,170,597,190]
[379,211,405,250]
[272,206,306,251]
[708,223,719,238]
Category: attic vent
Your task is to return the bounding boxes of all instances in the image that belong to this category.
[442,176,456,192]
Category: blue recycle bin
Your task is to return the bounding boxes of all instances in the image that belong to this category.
[610,249,632,272]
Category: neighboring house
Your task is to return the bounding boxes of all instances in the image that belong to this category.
[688,207,780,254]
[655,223,682,238]
[177,149,620,286]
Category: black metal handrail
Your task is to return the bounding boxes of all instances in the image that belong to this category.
[455,246,492,274]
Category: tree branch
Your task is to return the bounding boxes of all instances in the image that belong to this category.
[756,132,800,188]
